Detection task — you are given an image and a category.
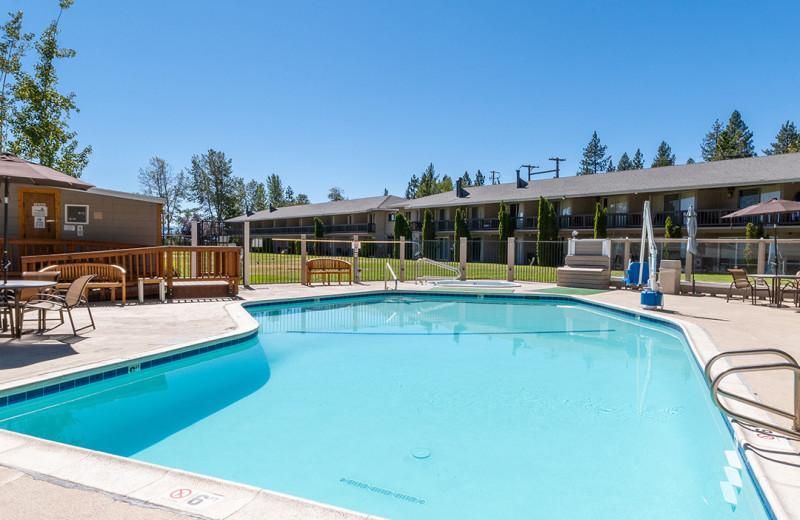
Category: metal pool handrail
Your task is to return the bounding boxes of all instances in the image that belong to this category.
[384,262,398,290]
[705,348,800,439]
[415,257,460,284]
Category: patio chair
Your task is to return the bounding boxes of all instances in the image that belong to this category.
[726,268,770,304]
[779,271,800,307]
[22,274,96,335]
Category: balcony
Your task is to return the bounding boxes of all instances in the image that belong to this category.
[416,208,800,233]
[251,223,375,236]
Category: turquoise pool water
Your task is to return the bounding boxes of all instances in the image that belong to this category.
[0,294,770,519]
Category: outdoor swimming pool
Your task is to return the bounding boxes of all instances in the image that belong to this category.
[0,294,772,519]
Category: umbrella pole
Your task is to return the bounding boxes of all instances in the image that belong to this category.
[2,178,7,284]
[774,217,779,275]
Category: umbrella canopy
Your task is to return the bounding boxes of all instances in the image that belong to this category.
[0,153,94,189]
[721,198,800,219]
[721,198,800,275]
[686,205,698,255]
[0,153,94,283]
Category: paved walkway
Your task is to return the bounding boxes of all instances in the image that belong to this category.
[0,282,798,519]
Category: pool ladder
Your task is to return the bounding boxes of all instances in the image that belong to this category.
[705,348,800,441]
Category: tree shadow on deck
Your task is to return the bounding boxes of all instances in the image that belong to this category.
[0,334,83,370]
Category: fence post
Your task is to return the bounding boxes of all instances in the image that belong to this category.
[352,234,360,284]
[243,222,250,286]
[399,237,406,282]
[190,221,198,278]
[300,234,307,285]
[507,237,515,281]
[757,239,765,274]
[459,237,467,281]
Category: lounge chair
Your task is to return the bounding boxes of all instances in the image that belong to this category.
[726,268,770,304]
[22,274,96,335]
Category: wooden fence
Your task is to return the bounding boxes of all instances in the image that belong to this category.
[20,245,242,296]
[2,238,141,274]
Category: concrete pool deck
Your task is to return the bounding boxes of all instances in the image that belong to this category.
[0,282,798,519]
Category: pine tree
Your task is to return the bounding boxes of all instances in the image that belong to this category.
[763,121,800,155]
[702,111,756,161]
[725,110,755,159]
[686,157,696,164]
[632,149,645,169]
[474,170,486,186]
[701,119,723,161]
[265,174,285,207]
[651,141,676,167]
[617,152,633,171]
[607,156,616,172]
[383,188,389,196]
[439,174,454,192]
[593,202,607,238]
[416,163,438,198]
[578,131,609,175]
[421,208,435,257]
[405,174,419,199]
[460,171,472,187]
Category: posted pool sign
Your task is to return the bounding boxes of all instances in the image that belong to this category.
[162,487,223,509]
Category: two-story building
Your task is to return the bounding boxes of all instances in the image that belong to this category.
[394,153,800,247]
[227,194,406,246]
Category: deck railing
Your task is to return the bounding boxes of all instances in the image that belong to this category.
[19,245,242,295]
[1,238,141,274]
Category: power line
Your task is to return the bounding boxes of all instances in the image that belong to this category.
[520,164,539,181]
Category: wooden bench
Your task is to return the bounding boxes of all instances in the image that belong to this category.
[40,263,127,305]
[305,258,352,286]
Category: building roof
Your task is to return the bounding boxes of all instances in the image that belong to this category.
[395,153,800,209]
[227,195,407,222]
[75,187,165,204]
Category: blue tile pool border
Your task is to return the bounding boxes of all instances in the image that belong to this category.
[0,329,258,410]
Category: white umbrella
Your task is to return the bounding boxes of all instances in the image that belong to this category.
[686,206,698,294]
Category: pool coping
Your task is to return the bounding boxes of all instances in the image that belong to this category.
[0,289,797,519]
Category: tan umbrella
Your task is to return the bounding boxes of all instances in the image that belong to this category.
[0,153,94,282]
[721,198,800,274]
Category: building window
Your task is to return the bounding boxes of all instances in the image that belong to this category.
[389,214,395,221]
[64,204,89,224]
[739,188,758,209]
[663,194,680,213]
[471,207,478,219]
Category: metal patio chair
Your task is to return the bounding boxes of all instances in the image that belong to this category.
[726,268,770,304]
[22,274,96,335]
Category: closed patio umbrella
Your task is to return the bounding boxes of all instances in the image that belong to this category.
[721,198,800,275]
[0,153,94,283]
[686,205,698,294]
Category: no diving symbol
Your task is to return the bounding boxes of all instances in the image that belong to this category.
[170,488,192,500]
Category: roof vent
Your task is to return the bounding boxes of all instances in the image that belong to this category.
[269,205,277,212]
[516,169,528,189]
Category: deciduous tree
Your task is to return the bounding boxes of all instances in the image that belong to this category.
[8,1,91,177]
[328,186,345,201]
[0,11,33,151]
[188,149,238,221]
[138,157,185,234]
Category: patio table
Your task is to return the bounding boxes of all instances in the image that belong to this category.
[749,274,800,307]
[1,280,57,338]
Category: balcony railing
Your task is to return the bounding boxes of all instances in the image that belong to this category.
[413,208,800,233]
[251,223,375,235]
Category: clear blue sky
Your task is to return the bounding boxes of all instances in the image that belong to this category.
[7,0,800,204]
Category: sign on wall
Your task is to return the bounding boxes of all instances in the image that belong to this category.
[32,203,48,217]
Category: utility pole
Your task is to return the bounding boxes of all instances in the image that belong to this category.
[520,164,539,181]
[525,157,567,180]
[548,157,566,178]
[489,171,501,184]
